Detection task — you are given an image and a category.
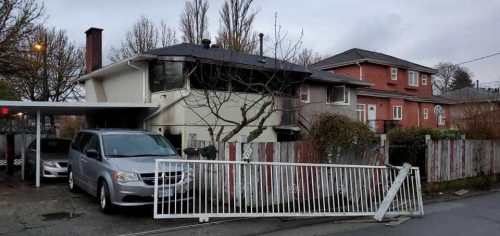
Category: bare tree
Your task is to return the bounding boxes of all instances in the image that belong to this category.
[180,0,209,44]
[109,16,177,62]
[0,0,45,77]
[183,14,304,143]
[216,0,259,53]
[6,27,84,101]
[293,48,323,67]
[433,62,458,94]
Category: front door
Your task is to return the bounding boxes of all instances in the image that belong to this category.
[367,104,377,131]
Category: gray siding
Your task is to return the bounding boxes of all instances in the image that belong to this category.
[299,84,357,123]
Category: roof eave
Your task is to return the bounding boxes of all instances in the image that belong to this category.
[312,59,437,74]
[77,54,158,82]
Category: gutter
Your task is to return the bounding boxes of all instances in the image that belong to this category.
[356,62,363,80]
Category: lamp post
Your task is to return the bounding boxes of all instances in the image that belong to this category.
[34,33,49,101]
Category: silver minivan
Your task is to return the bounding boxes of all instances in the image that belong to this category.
[67,129,193,213]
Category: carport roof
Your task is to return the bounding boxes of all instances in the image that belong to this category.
[0,101,158,115]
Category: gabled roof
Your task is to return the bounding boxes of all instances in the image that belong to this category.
[358,88,455,104]
[438,87,500,102]
[311,48,438,74]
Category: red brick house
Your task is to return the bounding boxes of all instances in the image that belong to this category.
[311,48,453,133]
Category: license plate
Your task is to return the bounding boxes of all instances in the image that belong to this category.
[158,188,173,197]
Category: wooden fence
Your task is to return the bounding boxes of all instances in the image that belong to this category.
[187,140,384,166]
[426,139,500,183]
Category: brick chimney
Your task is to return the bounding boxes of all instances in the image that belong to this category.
[85,27,103,73]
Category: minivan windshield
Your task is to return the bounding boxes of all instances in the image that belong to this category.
[102,133,177,157]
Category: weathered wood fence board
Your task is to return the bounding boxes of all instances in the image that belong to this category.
[426,139,500,183]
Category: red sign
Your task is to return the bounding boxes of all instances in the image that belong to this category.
[1,107,9,115]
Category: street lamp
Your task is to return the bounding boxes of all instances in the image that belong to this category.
[33,33,49,101]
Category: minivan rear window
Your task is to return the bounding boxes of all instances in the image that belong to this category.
[102,133,176,157]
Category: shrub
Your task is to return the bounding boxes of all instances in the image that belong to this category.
[306,113,375,163]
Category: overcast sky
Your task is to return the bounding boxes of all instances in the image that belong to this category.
[42,0,500,86]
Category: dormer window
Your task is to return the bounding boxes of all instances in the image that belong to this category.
[391,68,398,80]
[408,71,419,87]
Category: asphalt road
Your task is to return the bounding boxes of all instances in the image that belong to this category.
[2,171,499,236]
[260,191,500,236]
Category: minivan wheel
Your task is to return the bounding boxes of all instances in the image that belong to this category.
[68,169,79,193]
[99,181,113,214]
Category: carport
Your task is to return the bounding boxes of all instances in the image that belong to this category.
[0,100,157,187]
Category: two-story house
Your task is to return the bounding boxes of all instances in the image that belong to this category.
[80,28,370,150]
[311,48,453,133]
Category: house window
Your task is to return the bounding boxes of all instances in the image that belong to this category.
[149,61,184,92]
[299,84,310,103]
[357,104,366,123]
[393,106,403,120]
[438,110,446,125]
[408,71,419,86]
[423,108,428,120]
[422,74,428,85]
[326,85,349,105]
[391,68,398,80]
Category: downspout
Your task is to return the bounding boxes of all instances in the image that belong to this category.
[356,62,363,80]
[127,60,146,103]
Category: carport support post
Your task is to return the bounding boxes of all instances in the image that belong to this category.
[35,109,41,188]
[21,133,25,180]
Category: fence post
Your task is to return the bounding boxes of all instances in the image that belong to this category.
[425,135,431,183]
[380,134,389,164]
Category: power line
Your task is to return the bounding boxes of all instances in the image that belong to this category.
[456,51,500,66]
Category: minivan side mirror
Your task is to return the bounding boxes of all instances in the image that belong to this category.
[86,149,101,160]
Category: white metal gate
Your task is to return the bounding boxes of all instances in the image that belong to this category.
[153,160,423,221]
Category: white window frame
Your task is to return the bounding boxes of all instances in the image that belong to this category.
[357,104,366,123]
[422,74,428,85]
[438,110,446,125]
[299,84,310,103]
[393,106,403,120]
[326,85,350,105]
[408,71,419,87]
[423,108,428,120]
[391,67,398,80]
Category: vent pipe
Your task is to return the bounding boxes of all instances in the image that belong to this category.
[259,33,265,63]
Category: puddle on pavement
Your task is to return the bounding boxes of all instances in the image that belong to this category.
[42,212,83,221]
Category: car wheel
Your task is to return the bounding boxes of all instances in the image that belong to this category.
[68,169,79,193]
[99,181,113,214]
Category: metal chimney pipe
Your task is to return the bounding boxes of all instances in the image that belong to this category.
[259,33,265,63]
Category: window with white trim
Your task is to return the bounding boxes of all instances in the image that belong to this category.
[357,104,366,123]
[326,85,349,105]
[393,106,403,120]
[423,108,428,120]
[422,74,427,85]
[299,84,310,103]
[438,110,446,125]
[391,68,398,80]
[408,71,419,86]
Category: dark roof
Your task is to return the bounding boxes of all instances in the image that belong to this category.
[438,87,500,102]
[311,48,437,74]
[145,43,308,73]
[358,88,454,104]
[144,43,369,87]
[308,69,371,87]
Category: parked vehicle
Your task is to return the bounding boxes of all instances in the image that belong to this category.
[67,129,193,213]
[25,138,72,178]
